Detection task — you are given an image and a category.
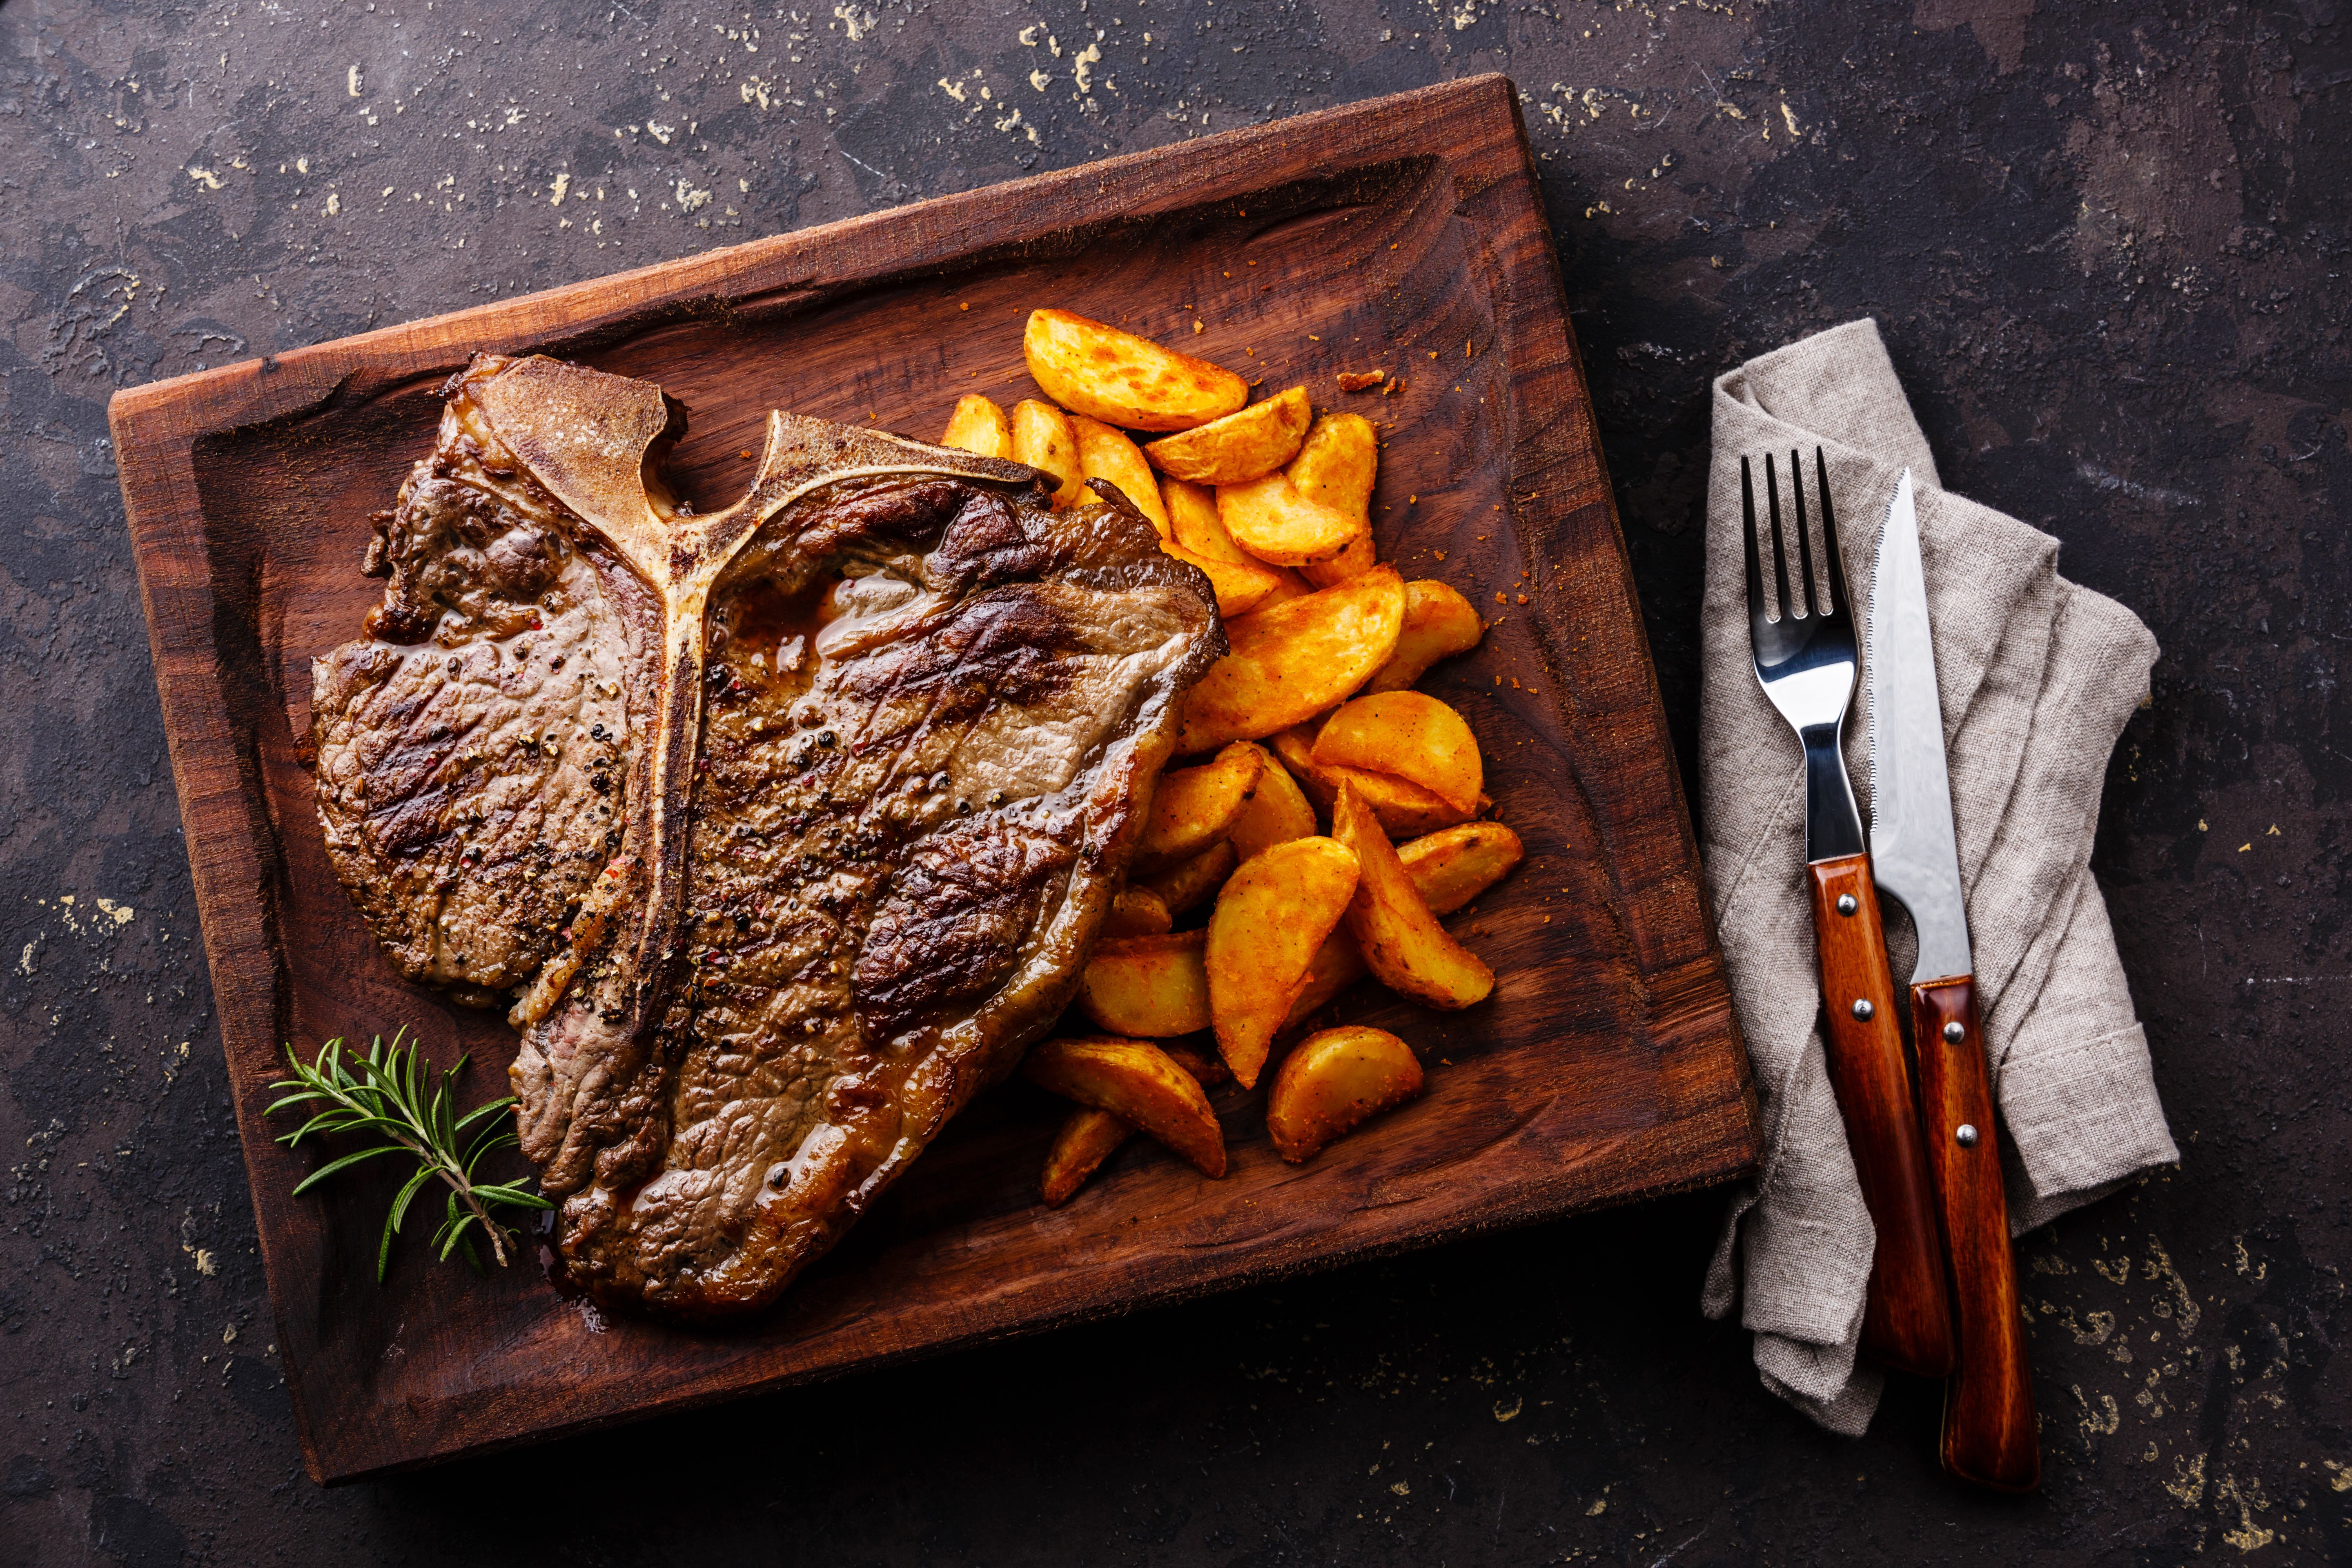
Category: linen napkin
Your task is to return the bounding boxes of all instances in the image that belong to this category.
[1695,319,2178,1433]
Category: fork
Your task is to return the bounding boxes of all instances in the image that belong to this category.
[1744,448,1956,1380]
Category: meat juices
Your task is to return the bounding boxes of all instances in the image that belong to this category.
[312,354,1223,1321]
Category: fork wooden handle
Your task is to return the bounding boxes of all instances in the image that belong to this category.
[1911,976,2040,1492]
[1805,857,1956,1379]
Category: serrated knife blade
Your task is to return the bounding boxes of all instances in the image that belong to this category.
[1866,469,1973,985]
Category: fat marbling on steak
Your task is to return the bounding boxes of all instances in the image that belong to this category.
[312,354,1223,1321]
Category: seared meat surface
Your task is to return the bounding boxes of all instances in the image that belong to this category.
[313,355,1222,1321]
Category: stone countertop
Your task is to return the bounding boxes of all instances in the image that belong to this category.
[3,2,2346,1562]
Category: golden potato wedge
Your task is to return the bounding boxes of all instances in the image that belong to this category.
[1072,415,1172,535]
[1265,1025,1425,1163]
[1076,930,1212,1037]
[1270,722,1483,837]
[1279,929,1369,1034]
[1205,836,1361,1088]
[1144,386,1312,484]
[1012,399,1086,508]
[1161,478,1300,614]
[941,393,1012,459]
[1333,783,1494,1010]
[1290,414,1380,587]
[1176,567,1406,755]
[1227,744,1319,863]
[1312,690,1484,817]
[1275,828,1517,1032]
[1024,308,1248,432]
[1244,571,1317,615]
[1042,1107,1132,1206]
[1287,412,1378,518]
[1134,741,1263,876]
[1368,580,1486,692]
[1216,472,1368,568]
[1300,534,1377,590]
[1102,885,1174,937]
[1025,1035,1226,1177]
[1396,823,1526,916]
[1157,537,1276,619]
[1161,1042,1232,1089]
[1142,838,1238,915]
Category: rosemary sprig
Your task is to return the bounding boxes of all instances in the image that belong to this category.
[265,1028,552,1282]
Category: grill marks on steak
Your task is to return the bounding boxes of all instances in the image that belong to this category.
[313,354,1222,1322]
[561,481,1218,1318]
[312,365,655,999]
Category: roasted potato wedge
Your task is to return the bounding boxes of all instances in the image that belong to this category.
[1073,415,1172,535]
[1300,532,1377,590]
[1024,308,1248,432]
[1287,412,1378,518]
[1227,744,1319,863]
[941,393,1012,459]
[1333,783,1494,1010]
[1042,1107,1132,1207]
[1367,580,1486,693]
[1135,742,1263,875]
[1157,537,1276,619]
[1077,930,1212,1037]
[1245,572,1317,615]
[1142,838,1238,915]
[1396,823,1525,915]
[1144,386,1311,484]
[1176,567,1406,755]
[1270,723,1483,837]
[1039,1041,1231,1205]
[1102,885,1174,937]
[1160,1042,1232,1089]
[1205,836,1361,1087]
[1312,691,1484,817]
[1276,825,1518,1031]
[1216,471,1368,568]
[1012,398,1086,508]
[1265,1025,1424,1163]
[1280,929,1369,1033]
[1161,477,1298,615]
[1025,1036,1226,1177]
[1290,414,1380,588]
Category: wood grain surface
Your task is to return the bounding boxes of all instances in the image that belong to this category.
[1913,976,2040,1492]
[108,75,1756,1485]
[1805,856,1954,1379]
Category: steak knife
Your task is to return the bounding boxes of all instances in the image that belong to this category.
[1867,469,2041,1493]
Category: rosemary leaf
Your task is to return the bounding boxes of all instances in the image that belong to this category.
[266,1027,551,1282]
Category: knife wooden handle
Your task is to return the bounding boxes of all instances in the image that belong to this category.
[1911,976,2040,1492]
[1806,857,1956,1379]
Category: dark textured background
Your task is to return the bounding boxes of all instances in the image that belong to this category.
[4,0,2347,1561]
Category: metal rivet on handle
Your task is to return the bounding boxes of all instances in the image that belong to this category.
[1851,999,1874,1020]
[1943,1020,1966,1043]
[1836,894,1858,915]
[1955,1123,1980,1147]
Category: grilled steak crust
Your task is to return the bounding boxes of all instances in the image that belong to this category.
[314,355,1223,1322]
[312,363,661,1000]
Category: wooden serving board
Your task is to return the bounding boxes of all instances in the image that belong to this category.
[111,75,1755,1484]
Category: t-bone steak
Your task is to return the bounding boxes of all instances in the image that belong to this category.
[312,353,1223,1321]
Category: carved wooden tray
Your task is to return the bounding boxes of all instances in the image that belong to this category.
[111,74,1755,1484]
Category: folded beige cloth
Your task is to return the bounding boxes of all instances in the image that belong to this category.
[1696,320,2178,1432]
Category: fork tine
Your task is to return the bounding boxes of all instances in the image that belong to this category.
[1814,446,1849,621]
[1741,456,1767,623]
[1788,448,1820,619]
[1763,452,1791,621]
